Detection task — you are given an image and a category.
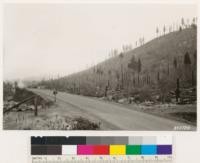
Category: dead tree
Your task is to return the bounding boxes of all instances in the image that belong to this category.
[175,78,180,103]
[34,96,38,116]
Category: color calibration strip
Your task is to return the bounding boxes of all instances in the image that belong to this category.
[31,136,173,156]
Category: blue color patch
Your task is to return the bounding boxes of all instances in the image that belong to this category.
[141,145,157,155]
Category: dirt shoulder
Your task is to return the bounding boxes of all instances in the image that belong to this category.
[119,102,196,126]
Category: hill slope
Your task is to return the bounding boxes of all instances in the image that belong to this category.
[40,27,197,103]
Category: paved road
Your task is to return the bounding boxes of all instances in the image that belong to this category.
[30,89,195,131]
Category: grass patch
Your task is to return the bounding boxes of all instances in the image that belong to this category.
[72,117,100,130]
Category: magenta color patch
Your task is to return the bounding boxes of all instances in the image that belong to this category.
[77,145,94,155]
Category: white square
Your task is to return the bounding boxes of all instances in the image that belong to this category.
[62,145,77,155]
[157,136,173,145]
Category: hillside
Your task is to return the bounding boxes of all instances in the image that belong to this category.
[39,27,197,103]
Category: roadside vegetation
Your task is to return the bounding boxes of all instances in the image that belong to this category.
[3,83,100,130]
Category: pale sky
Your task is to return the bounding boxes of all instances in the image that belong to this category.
[3,3,197,81]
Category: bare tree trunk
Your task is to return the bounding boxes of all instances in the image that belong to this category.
[192,70,195,86]
[176,78,180,103]
[121,65,124,89]
[34,96,38,116]
[157,72,160,81]
[167,62,170,76]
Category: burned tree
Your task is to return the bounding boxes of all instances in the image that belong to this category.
[119,53,124,89]
[184,52,192,84]
[173,57,177,69]
[137,58,142,85]
[128,55,138,87]
[156,27,159,37]
[163,25,166,35]
[175,78,180,103]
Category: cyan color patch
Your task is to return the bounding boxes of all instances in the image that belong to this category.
[141,145,157,155]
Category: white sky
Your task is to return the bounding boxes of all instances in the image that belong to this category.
[3,3,197,81]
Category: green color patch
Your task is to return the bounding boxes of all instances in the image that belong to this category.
[126,145,141,155]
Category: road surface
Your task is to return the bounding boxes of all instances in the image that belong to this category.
[30,89,195,131]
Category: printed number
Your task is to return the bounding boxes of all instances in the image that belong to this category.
[174,126,191,130]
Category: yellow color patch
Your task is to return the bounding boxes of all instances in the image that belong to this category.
[109,145,126,155]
